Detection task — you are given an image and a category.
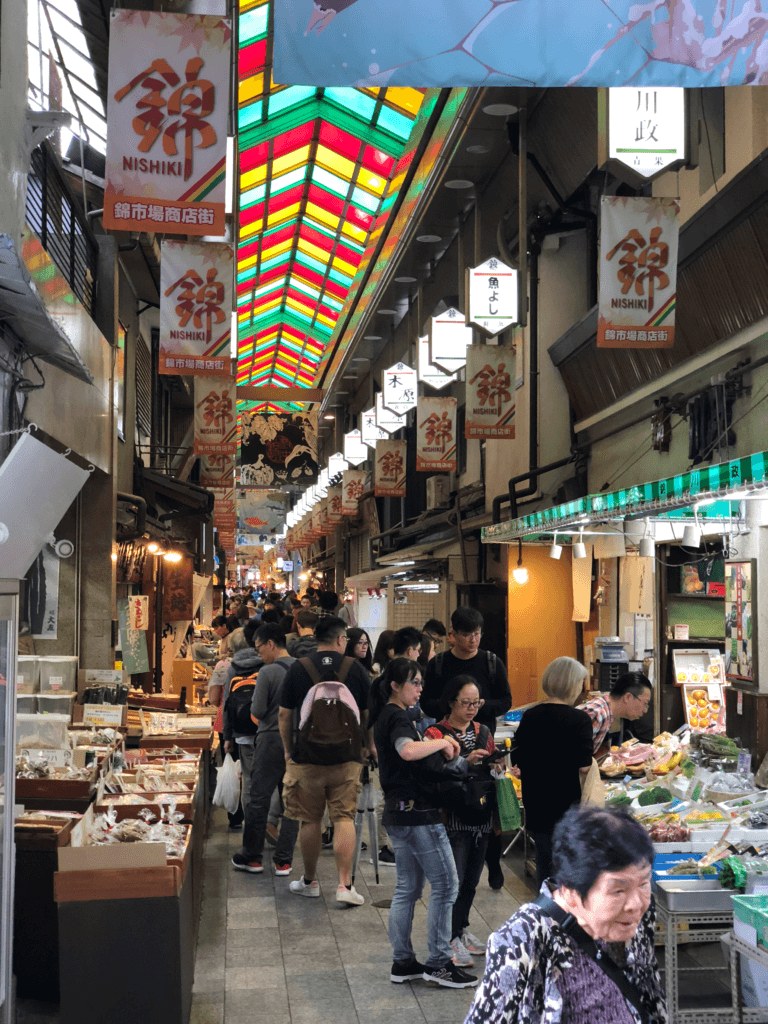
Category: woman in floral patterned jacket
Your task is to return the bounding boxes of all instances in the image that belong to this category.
[464,806,666,1024]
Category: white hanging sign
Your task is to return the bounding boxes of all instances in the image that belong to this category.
[344,429,368,466]
[382,361,417,414]
[429,308,472,375]
[360,406,389,449]
[418,334,455,391]
[375,392,407,434]
[328,451,348,478]
[609,87,686,180]
[467,257,518,335]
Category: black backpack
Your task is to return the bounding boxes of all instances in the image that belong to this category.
[225,671,259,737]
[432,649,497,680]
[432,721,497,826]
[295,656,363,765]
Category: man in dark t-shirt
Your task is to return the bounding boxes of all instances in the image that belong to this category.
[278,616,371,906]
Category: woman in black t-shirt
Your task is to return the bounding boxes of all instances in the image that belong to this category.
[512,657,593,886]
[371,658,478,991]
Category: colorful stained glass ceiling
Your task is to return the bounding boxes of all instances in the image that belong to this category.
[237,0,423,411]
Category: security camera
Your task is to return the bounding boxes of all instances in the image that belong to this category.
[54,538,75,558]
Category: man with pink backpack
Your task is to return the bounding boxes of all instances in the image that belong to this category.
[278,616,372,906]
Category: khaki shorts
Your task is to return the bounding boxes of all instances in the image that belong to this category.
[282,759,363,825]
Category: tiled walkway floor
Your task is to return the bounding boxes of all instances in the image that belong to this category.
[191,807,538,1024]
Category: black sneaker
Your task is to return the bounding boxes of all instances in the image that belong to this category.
[391,959,426,983]
[488,868,504,890]
[422,962,479,988]
[379,846,396,865]
[231,853,263,873]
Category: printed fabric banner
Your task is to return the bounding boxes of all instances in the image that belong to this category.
[237,491,287,537]
[273,2,767,89]
[194,376,237,454]
[598,196,678,349]
[200,452,235,489]
[417,397,457,473]
[104,11,230,235]
[342,469,366,515]
[465,344,516,439]
[160,241,233,376]
[239,411,318,487]
[328,484,343,526]
[374,440,407,497]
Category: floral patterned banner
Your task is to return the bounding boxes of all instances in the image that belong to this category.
[342,469,366,515]
[239,411,318,487]
[465,344,516,439]
[598,196,678,349]
[194,375,237,454]
[416,396,457,473]
[105,12,230,235]
[375,440,407,497]
[159,241,233,376]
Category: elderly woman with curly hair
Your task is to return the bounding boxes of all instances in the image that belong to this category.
[464,805,666,1024]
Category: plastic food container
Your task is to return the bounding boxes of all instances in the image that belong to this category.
[37,692,76,718]
[39,656,78,693]
[16,656,40,694]
[16,694,37,714]
[15,713,71,750]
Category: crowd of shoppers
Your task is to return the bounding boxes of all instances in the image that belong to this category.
[212,584,662,1017]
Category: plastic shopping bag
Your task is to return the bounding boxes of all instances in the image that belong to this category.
[496,774,522,832]
[213,753,241,815]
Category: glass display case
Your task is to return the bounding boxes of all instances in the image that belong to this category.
[0,582,18,1023]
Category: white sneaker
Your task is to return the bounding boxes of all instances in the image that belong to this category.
[450,936,475,967]
[462,930,486,955]
[336,884,364,906]
[289,876,320,898]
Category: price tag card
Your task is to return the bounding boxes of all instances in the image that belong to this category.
[17,748,73,766]
[82,705,124,728]
[674,624,690,640]
[707,683,722,701]
[84,670,123,684]
[738,752,751,775]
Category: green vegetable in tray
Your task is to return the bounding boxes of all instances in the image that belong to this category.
[680,758,696,779]
[607,794,632,808]
[638,786,673,806]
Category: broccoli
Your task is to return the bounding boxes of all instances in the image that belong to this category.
[638,786,672,806]
[607,794,632,808]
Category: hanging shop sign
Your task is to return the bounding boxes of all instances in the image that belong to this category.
[128,595,149,630]
[382,361,418,415]
[598,196,678,349]
[328,484,343,526]
[159,241,233,375]
[104,11,230,235]
[418,334,455,391]
[239,411,318,487]
[162,556,194,621]
[237,490,287,536]
[193,376,237,454]
[342,469,366,515]
[361,406,389,449]
[375,392,407,434]
[466,257,518,335]
[344,429,368,465]
[328,451,348,478]
[608,88,686,181]
[416,397,457,472]
[465,343,516,438]
[200,452,235,489]
[374,440,407,497]
[725,560,756,686]
[429,308,472,374]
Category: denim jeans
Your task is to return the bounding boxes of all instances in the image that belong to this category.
[448,829,490,940]
[386,823,459,968]
[240,733,299,865]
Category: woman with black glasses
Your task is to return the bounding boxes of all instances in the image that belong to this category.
[425,674,502,969]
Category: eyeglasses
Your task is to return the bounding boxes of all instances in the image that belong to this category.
[456,630,482,639]
[410,679,423,688]
[253,642,266,655]
[457,699,485,709]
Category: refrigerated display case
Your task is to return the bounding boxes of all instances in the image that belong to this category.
[0,582,18,1024]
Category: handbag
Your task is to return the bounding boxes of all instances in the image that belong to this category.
[581,758,606,807]
[533,894,650,1024]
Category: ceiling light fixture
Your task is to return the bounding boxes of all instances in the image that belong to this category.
[549,532,562,560]
[682,512,702,550]
[638,518,655,558]
[416,233,442,243]
[572,530,588,560]
[164,549,183,563]
[444,179,474,189]
[467,144,490,154]
[323,414,335,421]
[394,276,417,283]
[512,538,529,584]
[378,308,397,315]
[483,102,518,116]
[147,540,160,553]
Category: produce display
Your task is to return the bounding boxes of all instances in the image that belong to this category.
[683,684,724,732]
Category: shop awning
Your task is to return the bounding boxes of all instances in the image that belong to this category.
[481,449,768,544]
[344,569,389,590]
[0,234,93,384]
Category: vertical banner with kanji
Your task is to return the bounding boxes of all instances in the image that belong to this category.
[342,469,366,515]
[598,196,678,349]
[104,11,230,236]
[160,241,233,375]
[194,376,237,453]
[200,452,236,489]
[328,484,343,526]
[465,344,516,438]
[375,440,407,497]
[416,397,457,472]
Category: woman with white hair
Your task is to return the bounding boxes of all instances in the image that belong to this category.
[512,657,593,885]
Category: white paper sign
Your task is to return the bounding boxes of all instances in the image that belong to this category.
[418,334,455,390]
[18,748,73,766]
[375,392,407,434]
[343,429,368,466]
[467,257,518,335]
[360,407,389,449]
[82,705,124,728]
[84,670,124,684]
[429,309,472,374]
[609,87,685,180]
[382,361,417,414]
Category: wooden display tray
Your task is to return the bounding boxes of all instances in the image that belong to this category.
[139,732,213,752]
[15,765,98,802]
[54,865,182,902]
[14,815,76,851]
